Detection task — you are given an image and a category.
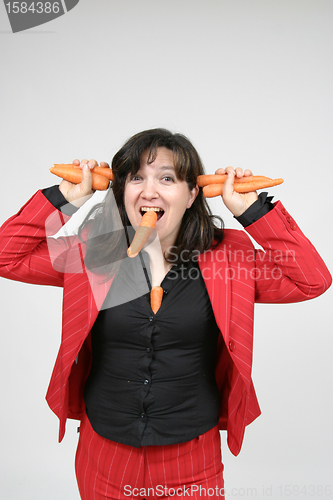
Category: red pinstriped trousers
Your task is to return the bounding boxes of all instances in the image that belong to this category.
[75,412,225,500]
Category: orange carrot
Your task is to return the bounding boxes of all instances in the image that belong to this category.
[50,165,110,191]
[197,174,279,187]
[233,178,284,192]
[54,164,114,181]
[127,211,158,258]
[202,177,284,197]
[231,175,272,184]
[202,184,225,198]
[197,174,227,187]
[150,286,163,314]
[93,167,114,181]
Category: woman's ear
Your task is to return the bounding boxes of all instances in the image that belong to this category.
[187,185,199,209]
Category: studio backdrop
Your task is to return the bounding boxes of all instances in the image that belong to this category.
[0,1,332,499]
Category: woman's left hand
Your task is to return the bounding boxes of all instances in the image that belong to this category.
[215,167,259,217]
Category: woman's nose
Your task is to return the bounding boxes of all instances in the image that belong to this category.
[141,180,159,200]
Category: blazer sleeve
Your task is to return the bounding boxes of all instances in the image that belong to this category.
[245,200,332,303]
[0,190,76,287]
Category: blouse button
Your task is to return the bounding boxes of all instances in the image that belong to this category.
[141,413,145,418]
[146,347,152,353]
[144,379,149,385]
[229,341,236,352]
[149,316,153,322]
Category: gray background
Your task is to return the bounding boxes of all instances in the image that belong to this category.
[0,1,332,499]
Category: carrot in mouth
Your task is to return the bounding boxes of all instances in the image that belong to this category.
[127,210,158,258]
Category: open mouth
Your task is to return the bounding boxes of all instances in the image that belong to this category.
[140,206,165,221]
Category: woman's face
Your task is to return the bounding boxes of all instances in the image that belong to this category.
[124,147,198,252]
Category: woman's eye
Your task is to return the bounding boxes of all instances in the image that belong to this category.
[162,176,175,182]
[130,175,142,181]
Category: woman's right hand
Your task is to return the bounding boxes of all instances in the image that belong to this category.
[58,159,109,207]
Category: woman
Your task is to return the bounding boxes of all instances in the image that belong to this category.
[0,129,331,500]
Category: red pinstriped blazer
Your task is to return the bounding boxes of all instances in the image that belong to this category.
[0,190,331,456]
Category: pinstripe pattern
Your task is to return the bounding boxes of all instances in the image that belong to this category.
[75,412,224,499]
[0,192,331,456]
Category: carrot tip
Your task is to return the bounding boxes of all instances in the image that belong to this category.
[127,248,138,258]
[150,285,163,314]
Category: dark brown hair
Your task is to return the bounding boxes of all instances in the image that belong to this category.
[79,128,224,276]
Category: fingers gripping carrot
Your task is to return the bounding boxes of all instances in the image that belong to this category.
[127,211,158,258]
[200,175,284,197]
[50,164,113,190]
[150,286,163,314]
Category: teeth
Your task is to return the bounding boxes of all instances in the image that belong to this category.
[141,207,163,212]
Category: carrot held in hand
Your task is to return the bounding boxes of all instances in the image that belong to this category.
[150,286,163,314]
[197,174,228,187]
[127,211,158,258]
[201,176,284,197]
[91,167,114,181]
[53,164,114,181]
[68,164,114,181]
[50,165,110,191]
[197,174,271,187]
